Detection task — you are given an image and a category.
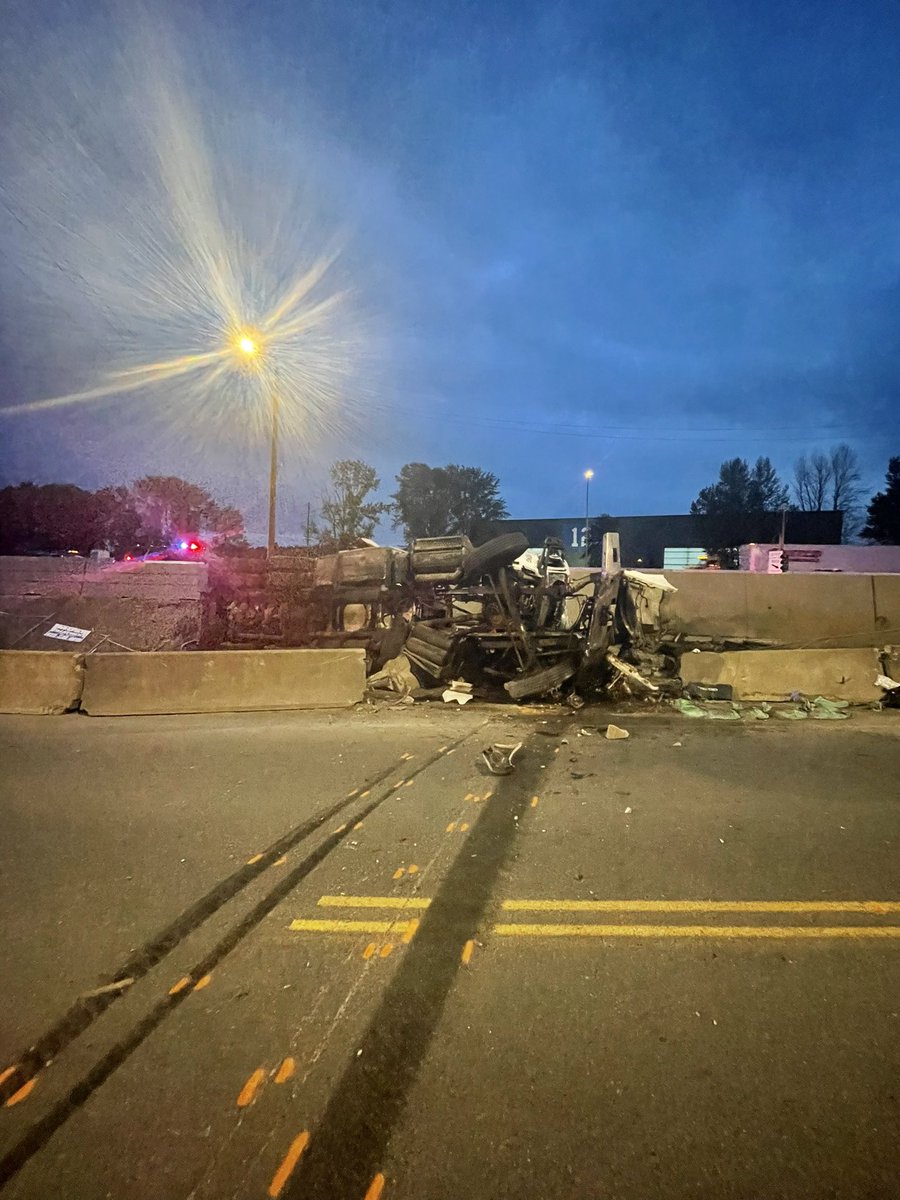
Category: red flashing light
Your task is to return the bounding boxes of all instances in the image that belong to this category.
[188,540,202,553]
[124,554,133,561]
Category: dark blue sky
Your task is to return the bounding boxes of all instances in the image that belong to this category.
[2,0,899,541]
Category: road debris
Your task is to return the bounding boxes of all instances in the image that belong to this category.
[482,742,524,775]
[80,977,135,999]
[605,724,630,740]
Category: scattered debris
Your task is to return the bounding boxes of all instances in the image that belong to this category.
[684,682,733,702]
[44,622,92,643]
[80,977,135,999]
[605,724,630,740]
[442,679,474,704]
[606,653,659,694]
[366,654,418,700]
[482,742,524,775]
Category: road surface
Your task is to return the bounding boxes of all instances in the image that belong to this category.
[1,705,898,1199]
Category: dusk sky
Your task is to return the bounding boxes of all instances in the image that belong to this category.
[2,0,899,542]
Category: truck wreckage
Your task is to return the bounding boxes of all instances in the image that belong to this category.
[302,532,677,703]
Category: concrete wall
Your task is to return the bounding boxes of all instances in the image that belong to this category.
[661,571,900,648]
[0,651,84,714]
[80,648,366,715]
[741,544,900,574]
[0,558,207,651]
[681,647,883,703]
[0,557,207,599]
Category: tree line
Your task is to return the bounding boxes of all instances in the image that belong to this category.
[3,447,898,558]
[0,477,244,557]
[690,445,900,548]
[0,461,509,556]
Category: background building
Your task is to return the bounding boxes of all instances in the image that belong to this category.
[493,511,844,568]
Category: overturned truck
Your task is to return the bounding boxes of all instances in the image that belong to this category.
[305,532,675,702]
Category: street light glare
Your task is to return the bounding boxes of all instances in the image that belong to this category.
[584,468,594,480]
[239,335,256,356]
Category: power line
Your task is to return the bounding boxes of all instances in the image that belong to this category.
[367,401,896,445]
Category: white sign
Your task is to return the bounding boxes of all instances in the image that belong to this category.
[44,623,92,643]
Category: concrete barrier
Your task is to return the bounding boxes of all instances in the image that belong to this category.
[661,572,900,647]
[81,649,366,716]
[681,647,882,703]
[0,651,84,714]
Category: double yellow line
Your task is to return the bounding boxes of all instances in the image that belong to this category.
[288,897,900,941]
[497,898,900,939]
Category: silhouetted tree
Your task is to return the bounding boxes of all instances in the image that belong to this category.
[793,444,863,539]
[320,459,387,548]
[793,452,833,511]
[130,476,244,547]
[392,463,508,543]
[691,456,790,567]
[0,482,98,554]
[0,477,245,556]
[862,457,900,544]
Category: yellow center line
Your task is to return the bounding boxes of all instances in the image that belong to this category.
[318,895,432,910]
[274,1057,295,1085]
[5,1079,36,1108]
[289,918,419,935]
[236,1067,267,1108]
[317,896,900,915]
[501,899,900,913]
[495,923,900,939]
[268,1130,310,1198]
[364,1172,386,1200]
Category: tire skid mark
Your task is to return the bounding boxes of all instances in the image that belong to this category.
[0,724,488,1191]
[0,751,432,1107]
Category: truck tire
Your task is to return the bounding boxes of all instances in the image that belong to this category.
[405,636,449,669]
[504,658,575,700]
[461,532,529,581]
[410,623,455,651]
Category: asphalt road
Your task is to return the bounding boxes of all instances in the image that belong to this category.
[1,704,898,1199]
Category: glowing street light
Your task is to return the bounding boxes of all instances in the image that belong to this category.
[584,467,594,522]
[233,329,280,558]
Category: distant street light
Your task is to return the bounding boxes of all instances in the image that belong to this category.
[583,469,594,553]
[239,335,256,356]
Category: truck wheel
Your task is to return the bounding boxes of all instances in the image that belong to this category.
[504,659,575,700]
[462,533,529,581]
